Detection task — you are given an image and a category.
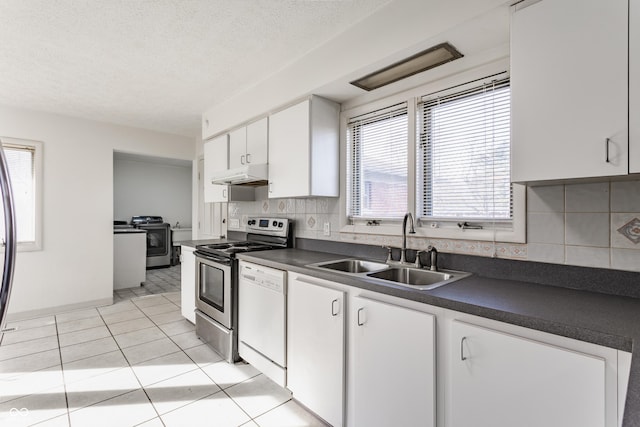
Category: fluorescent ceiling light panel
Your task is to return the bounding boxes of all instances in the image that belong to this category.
[350,42,463,91]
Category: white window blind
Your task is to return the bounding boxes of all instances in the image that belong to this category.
[347,104,408,219]
[418,78,511,222]
[0,144,36,243]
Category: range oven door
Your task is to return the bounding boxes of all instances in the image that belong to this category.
[194,252,232,329]
[136,223,171,268]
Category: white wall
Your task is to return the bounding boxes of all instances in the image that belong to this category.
[202,0,508,137]
[0,105,194,319]
[113,156,192,228]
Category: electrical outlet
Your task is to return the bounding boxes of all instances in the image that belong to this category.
[229,219,240,229]
[323,222,331,236]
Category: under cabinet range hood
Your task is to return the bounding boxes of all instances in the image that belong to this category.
[210,163,268,185]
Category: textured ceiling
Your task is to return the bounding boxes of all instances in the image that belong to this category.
[0,0,390,137]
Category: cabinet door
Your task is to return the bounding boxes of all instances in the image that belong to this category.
[180,246,196,323]
[511,0,628,182]
[246,117,268,165]
[268,100,310,198]
[228,127,247,169]
[631,0,640,173]
[287,274,344,427]
[203,134,229,202]
[450,320,605,427]
[350,296,435,427]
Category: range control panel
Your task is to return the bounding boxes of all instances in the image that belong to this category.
[246,217,291,237]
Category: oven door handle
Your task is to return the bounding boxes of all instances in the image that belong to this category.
[194,251,232,265]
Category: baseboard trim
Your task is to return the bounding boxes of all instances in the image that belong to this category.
[5,297,114,322]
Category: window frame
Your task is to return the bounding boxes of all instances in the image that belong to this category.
[340,62,525,243]
[0,137,43,252]
[418,77,512,223]
[347,102,410,221]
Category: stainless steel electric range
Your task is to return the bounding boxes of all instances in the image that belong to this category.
[193,217,293,363]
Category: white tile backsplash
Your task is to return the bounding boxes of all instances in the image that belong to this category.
[611,213,640,249]
[305,199,317,214]
[527,185,565,212]
[611,181,640,212]
[527,212,565,244]
[565,246,610,269]
[611,248,640,272]
[226,180,640,273]
[565,182,609,213]
[565,213,610,247]
[527,243,565,264]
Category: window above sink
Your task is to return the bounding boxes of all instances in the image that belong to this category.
[340,59,525,244]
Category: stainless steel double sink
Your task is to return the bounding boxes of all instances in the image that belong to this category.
[306,258,470,291]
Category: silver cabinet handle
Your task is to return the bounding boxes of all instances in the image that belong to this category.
[246,153,251,163]
[461,336,467,361]
[357,308,365,326]
[222,188,227,199]
[331,299,339,316]
[605,138,611,163]
[240,155,245,165]
[268,182,273,193]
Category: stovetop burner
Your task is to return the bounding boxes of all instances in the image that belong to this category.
[195,217,293,260]
[196,241,276,257]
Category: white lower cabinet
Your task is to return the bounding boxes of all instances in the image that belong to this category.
[450,320,607,427]
[280,269,628,427]
[350,296,435,427]
[179,246,196,323]
[287,273,345,427]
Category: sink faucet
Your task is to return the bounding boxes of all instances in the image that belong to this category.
[400,213,416,263]
[427,245,438,271]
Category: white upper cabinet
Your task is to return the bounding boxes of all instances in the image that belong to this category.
[511,0,629,183]
[246,118,269,165]
[268,96,339,199]
[203,134,229,203]
[228,127,247,170]
[631,0,640,173]
[229,118,268,169]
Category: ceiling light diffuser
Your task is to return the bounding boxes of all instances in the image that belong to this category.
[350,42,463,91]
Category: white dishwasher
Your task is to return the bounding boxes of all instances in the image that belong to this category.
[238,260,287,386]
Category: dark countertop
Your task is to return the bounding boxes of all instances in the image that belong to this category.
[175,238,227,248]
[113,229,146,234]
[236,248,640,427]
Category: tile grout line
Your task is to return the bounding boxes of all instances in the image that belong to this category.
[107,292,210,423]
[10,267,288,425]
[53,313,73,427]
[93,304,167,427]
[136,293,260,423]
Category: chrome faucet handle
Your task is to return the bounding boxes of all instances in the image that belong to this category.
[427,245,438,271]
[383,246,394,263]
[414,250,425,268]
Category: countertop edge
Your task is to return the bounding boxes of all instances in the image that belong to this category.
[236,248,640,427]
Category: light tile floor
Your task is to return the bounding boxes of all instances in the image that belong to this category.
[113,265,182,302]
[0,267,326,426]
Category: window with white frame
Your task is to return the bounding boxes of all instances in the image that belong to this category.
[417,78,511,225]
[0,138,42,250]
[347,103,408,220]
